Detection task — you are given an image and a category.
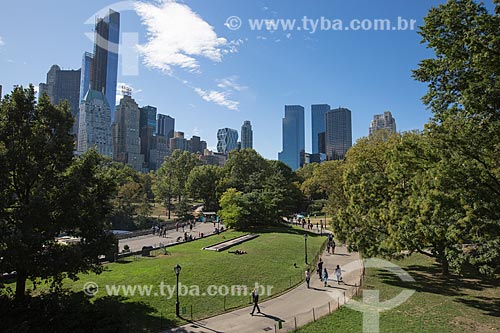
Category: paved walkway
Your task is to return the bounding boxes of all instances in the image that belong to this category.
[163,243,363,333]
[118,222,221,253]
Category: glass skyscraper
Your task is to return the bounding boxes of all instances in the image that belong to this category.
[278,105,305,171]
[78,9,120,124]
[157,114,175,139]
[79,52,93,104]
[217,128,239,155]
[140,106,157,133]
[311,104,330,154]
[325,107,352,160]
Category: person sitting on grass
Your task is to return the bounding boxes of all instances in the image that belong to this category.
[228,249,247,255]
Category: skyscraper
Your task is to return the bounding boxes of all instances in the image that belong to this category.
[39,65,81,137]
[139,105,157,170]
[112,95,144,171]
[311,104,330,154]
[85,9,120,123]
[325,107,352,160]
[241,120,253,149]
[369,111,397,136]
[79,52,93,104]
[217,128,239,155]
[77,90,113,157]
[278,105,305,171]
[157,114,175,139]
[140,106,157,133]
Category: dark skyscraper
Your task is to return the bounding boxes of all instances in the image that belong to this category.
[157,114,175,139]
[241,120,253,149]
[325,107,352,160]
[90,9,120,122]
[278,105,305,171]
[311,104,330,154]
[39,65,81,137]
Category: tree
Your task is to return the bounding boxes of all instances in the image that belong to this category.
[218,150,303,229]
[0,86,116,299]
[186,165,222,212]
[413,0,500,275]
[154,150,200,219]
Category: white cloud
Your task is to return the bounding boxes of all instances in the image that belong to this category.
[135,0,230,72]
[0,36,4,47]
[216,76,247,92]
[194,87,239,111]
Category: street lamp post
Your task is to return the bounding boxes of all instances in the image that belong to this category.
[174,264,182,317]
[304,234,308,264]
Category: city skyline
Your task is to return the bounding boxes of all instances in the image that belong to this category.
[3,1,495,159]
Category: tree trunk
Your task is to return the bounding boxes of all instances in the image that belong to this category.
[15,269,27,301]
[441,257,450,276]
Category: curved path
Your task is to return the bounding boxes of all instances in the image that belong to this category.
[163,244,363,333]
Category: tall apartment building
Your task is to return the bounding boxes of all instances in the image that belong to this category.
[112,95,144,171]
[77,90,113,157]
[39,65,81,137]
[369,111,397,136]
[217,128,239,155]
[240,120,253,149]
[325,107,352,160]
[278,105,305,171]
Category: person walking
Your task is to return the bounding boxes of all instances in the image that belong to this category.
[323,268,329,287]
[332,240,336,255]
[305,268,311,289]
[317,258,323,278]
[335,265,343,284]
[250,287,261,315]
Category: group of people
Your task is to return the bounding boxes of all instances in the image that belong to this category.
[304,258,343,288]
[175,221,194,233]
[152,225,168,238]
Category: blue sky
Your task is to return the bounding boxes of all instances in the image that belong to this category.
[1,0,491,159]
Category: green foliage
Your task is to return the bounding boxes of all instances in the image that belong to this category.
[218,150,304,230]
[0,86,116,299]
[186,164,222,211]
[154,150,201,219]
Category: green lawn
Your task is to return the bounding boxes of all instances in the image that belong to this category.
[295,254,500,333]
[4,225,325,332]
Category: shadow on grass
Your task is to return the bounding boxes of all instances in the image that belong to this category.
[0,291,176,332]
[371,261,500,317]
[456,295,500,317]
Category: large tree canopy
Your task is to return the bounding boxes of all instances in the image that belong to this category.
[0,86,116,299]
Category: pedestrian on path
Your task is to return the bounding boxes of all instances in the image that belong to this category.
[305,268,310,289]
[250,287,261,315]
[335,265,343,284]
[317,258,323,278]
[323,268,329,287]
